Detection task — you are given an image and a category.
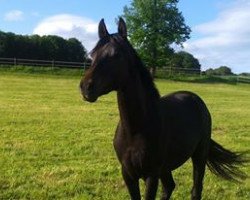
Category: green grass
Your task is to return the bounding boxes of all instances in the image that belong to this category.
[0,71,249,199]
[0,65,84,77]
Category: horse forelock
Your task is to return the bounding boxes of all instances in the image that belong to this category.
[90,34,132,60]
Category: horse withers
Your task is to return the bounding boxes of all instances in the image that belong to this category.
[80,18,246,200]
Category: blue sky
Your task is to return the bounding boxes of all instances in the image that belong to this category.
[0,0,250,73]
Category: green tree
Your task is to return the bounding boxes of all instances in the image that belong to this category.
[239,72,250,76]
[170,51,201,74]
[171,52,183,69]
[0,31,7,57]
[123,0,191,76]
[0,30,87,63]
[205,68,214,76]
[205,66,234,76]
[216,66,234,75]
[67,38,87,62]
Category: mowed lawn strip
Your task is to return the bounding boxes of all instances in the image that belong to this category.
[0,72,249,199]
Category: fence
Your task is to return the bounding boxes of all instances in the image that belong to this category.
[156,67,202,77]
[0,57,91,70]
[0,58,209,76]
[0,57,202,75]
[237,76,250,83]
[1,57,250,83]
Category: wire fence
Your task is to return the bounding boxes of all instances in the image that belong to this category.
[0,57,91,70]
[1,57,250,83]
[0,57,201,74]
[156,67,202,77]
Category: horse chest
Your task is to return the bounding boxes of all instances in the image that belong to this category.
[124,145,153,178]
[114,131,157,178]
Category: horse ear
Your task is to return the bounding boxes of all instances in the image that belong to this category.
[98,19,109,39]
[118,18,127,38]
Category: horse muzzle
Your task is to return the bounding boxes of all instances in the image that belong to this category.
[82,92,98,103]
[80,79,98,103]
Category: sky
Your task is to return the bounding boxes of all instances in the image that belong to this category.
[0,0,250,73]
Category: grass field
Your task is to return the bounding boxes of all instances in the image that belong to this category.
[0,70,249,199]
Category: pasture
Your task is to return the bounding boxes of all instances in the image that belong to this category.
[0,71,249,199]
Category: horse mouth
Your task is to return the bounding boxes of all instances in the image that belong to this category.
[80,84,98,103]
[82,93,98,103]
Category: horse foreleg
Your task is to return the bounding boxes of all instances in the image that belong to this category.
[144,176,159,200]
[160,171,175,200]
[122,167,141,200]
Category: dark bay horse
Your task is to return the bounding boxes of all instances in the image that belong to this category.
[80,18,246,200]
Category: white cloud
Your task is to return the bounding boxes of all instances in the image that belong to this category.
[4,10,24,21]
[184,0,250,73]
[33,14,99,52]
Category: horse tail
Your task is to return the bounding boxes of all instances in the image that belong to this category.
[206,139,248,182]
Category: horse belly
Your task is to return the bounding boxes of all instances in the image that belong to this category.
[164,135,199,170]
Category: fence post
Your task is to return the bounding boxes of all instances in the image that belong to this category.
[14,58,17,66]
[52,60,55,69]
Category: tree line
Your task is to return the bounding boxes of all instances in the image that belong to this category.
[170,51,200,72]
[0,31,88,62]
[205,66,234,76]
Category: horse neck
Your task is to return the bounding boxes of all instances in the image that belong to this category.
[117,62,160,136]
